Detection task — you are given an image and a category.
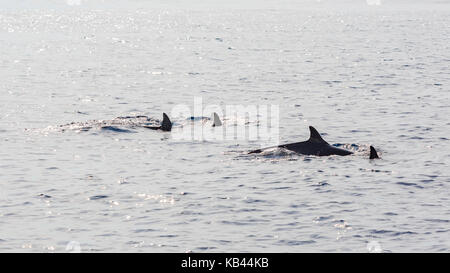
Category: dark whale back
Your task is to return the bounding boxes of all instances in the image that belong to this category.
[253,126,353,156]
[249,126,380,159]
[278,126,352,156]
[143,113,172,131]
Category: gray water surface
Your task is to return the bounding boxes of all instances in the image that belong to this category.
[0,1,449,252]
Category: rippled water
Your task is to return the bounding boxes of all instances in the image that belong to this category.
[1,1,449,252]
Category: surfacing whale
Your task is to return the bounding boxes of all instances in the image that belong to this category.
[45,112,173,133]
[249,126,379,159]
[187,112,223,127]
[52,112,221,133]
[143,113,172,131]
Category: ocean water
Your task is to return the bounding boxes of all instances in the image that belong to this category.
[0,0,449,252]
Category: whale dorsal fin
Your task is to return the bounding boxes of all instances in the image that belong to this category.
[308,126,328,144]
[369,146,379,159]
[161,113,172,131]
[212,112,222,127]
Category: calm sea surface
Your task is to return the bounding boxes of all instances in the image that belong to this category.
[0,1,449,252]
